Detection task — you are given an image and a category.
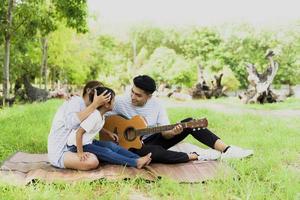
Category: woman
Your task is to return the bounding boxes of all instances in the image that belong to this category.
[67,86,151,168]
[48,81,111,170]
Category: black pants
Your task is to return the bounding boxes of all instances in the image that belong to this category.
[129,118,220,164]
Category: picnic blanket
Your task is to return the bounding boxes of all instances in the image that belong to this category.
[0,143,230,185]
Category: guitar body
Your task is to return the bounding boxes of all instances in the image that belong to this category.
[101,115,148,149]
[101,115,208,150]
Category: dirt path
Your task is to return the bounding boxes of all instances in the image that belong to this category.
[161,99,300,118]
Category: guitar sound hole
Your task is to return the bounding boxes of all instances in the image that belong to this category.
[124,127,136,141]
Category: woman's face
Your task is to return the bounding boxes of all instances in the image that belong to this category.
[107,97,115,111]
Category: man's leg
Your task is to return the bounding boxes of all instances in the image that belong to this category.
[143,118,194,149]
[143,132,189,149]
[179,121,253,159]
[144,118,227,151]
[130,145,190,164]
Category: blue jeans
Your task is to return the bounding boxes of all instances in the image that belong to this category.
[68,140,140,167]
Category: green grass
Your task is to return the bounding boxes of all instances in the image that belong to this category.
[0,99,300,199]
[201,96,300,110]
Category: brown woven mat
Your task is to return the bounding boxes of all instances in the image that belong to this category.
[0,143,230,185]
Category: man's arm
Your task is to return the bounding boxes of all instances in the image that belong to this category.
[156,103,182,139]
[161,124,183,139]
[161,130,175,139]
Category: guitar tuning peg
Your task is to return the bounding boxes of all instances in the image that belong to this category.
[193,128,196,131]
[198,128,201,130]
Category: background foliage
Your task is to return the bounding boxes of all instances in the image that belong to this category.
[1,1,299,95]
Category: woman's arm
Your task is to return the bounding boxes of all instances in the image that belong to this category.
[77,90,111,122]
[65,90,111,130]
[100,128,119,143]
[76,127,89,161]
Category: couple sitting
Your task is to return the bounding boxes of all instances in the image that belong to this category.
[47,75,253,170]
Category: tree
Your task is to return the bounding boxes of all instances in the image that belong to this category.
[220,27,278,88]
[2,0,14,106]
[0,0,89,105]
[142,47,195,87]
[129,24,165,57]
[38,0,88,89]
[179,27,222,61]
[79,34,134,90]
[274,28,300,86]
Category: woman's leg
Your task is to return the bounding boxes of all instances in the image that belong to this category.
[83,143,141,167]
[92,140,140,159]
[63,151,99,170]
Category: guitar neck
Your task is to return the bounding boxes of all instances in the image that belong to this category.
[136,122,189,136]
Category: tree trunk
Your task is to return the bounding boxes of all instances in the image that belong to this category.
[192,64,226,99]
[23,75,49,102]
[239,51,281,104]
[197,64,205,83]
[40,37,48,90]
[2,0,14,106]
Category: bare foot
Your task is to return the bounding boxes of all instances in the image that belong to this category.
[136,153,152,169]
[188,152,198,160]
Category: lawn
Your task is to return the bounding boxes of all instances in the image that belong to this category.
[0,98,299,200]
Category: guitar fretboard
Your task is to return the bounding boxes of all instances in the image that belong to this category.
[135,122,189,136]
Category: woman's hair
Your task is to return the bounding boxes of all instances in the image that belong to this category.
[82,80,103,97]
[88,86,115,105]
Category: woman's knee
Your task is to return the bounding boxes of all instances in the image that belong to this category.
[64,152,99,170]
[82,153,99,170]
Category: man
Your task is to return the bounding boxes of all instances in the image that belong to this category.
[106,75,253,163]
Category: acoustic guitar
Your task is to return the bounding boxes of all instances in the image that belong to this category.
[100,115,208,149]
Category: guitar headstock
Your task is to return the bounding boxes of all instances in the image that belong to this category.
[185,118,208,129]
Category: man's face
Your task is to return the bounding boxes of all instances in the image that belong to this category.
[131,85,151,106]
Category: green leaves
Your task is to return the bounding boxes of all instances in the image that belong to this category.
[142,47,195,87]
[53,0,88,33]
[1,2,299,93]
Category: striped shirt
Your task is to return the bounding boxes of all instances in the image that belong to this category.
[107,93,170,140]
[47,96,86,168]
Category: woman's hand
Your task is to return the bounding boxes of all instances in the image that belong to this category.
[77,151,90,162]
[92,89,111,108]
[109,133,119,143]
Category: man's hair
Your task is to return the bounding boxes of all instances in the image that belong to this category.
[88,86,115,106]
[133,75,156,94]
[82,80,103,96]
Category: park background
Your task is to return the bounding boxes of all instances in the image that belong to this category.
[0,0,300,199]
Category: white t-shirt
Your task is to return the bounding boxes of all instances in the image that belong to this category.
[106,93,170,139]
[67,109,105,146]
[48,96,86,168]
